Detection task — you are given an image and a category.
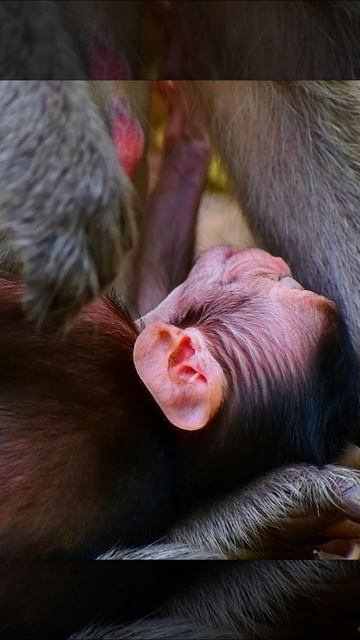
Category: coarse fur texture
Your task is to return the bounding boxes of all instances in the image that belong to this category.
[0,2,142,327]
[2,5,360,640]
[99,464,360,559]
[71,560,360,639]
[180,80,360,364]
[0,272,174,557]
[0,80,135,328]
[71,618,240,639]
[173,1,360,79]
[0,1,83,79]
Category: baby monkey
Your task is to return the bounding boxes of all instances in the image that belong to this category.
[0,246,357,557]
[134,244,358,502]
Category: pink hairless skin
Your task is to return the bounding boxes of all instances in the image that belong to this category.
[108,100,145,178]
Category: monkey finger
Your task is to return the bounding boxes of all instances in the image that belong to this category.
[266,511,344,545]
[266,484,360,546]
[315,519,360,541]
[314,539,360,559]
[338,483,360,520]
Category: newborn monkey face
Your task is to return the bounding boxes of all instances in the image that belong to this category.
[145,246,334,361]
[187,246,333,330]
[180,246,336,389]
[135,246,340,433]
[188,246,329,307]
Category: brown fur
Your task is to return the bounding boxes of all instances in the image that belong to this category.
[0,273,173,556]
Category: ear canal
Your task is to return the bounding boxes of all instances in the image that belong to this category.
[167,335,206,385]
[133,323,226,431]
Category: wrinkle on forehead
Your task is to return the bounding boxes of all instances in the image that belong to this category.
[172,288,328,404]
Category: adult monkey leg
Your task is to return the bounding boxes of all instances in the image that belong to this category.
[72,560,360,639]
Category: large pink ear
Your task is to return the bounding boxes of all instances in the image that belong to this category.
[133,323,226,431]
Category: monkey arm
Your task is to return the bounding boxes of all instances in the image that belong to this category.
[159,464,360,559]
[70,617,240,639]
[163,559,360,639]
[134,86,210,316]
[78,559,360,639]
[96,464,360,561]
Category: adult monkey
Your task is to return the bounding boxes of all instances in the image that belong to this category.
[2,91,359,560]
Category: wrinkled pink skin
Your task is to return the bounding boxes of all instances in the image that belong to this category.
[143,245,329,322]
[140,245,334,387]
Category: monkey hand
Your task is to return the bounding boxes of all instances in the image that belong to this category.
[168,464,360,559]
[0,81,135,329]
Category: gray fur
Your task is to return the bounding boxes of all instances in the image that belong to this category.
[83,466,360,638]
[70,618,240,639]
[0,1,83,79]
[97,464,360,560]
[99,543,225,561]
[0,80,134,327]
[168,464,360,556]
[166,560,360,638]
[188,80,360,359]
[0,2,136,327]
[1,9,360,640]
[70,561,360,639]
